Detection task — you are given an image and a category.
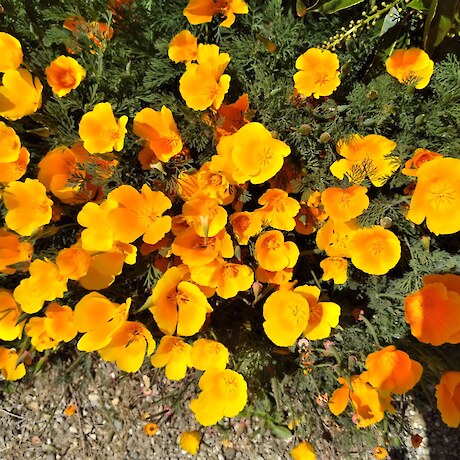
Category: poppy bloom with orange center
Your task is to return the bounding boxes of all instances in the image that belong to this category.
[189,369,248,426]
[79,102,128,154]
[0,69,43,120]
[406,157,460,235]
[0,32,23,72]
[151,335,192,380]
[215,93,250,140]
[99,321,155,372]
[3,179,53,237]
[0,290,24,341]
[0,146,30,184]
[330,134,399,187]
[0,122,21,163]
[143,423,158,436]
[190,338,229,371]
[108,184,172,245]
[320,256,348,284]
[184,0,249,27]
[0,347,26,381]
[195,163,235,205]
[0,229,33,275]
[255,188,300,231]
[149,266,213,336]
[404,282,460,345]
[295,191,328,235]
[14,259,68,314]
[402,148,443,177]
[349,226,401,275]
[73,292,130,352]
[294,48,340,98]
[229,122,291,185]
[321,185,369,222]
[56,247,91,280]
[180,44,231,111]
[435,371,460,428]
[229,211,262,245]
[263,290,309,346]
[254,230,299,272]
[386,48,434,89]
[45,56,86,97]
[168,30,198,63]
[133,106,183,162]
[316,219,359,258]
[365,345,423,394]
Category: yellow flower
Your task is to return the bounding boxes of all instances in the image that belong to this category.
[0,146,30,184]
[255,188,301,231]
[150,335,192,380]
[320,257,348,284]
[0,69,42,120]
[0,347,25,381]
[401,148,443,177]
[143,422,158,436]
[316,219,359,258]
[24,317,58,352]
[349,226,401,275]
[229,211,263,245]
[255,230,299,272]
[190,338,229,371]
[386,48,434,89]
[321,185,369,222]
[0,121,21,163]
[0,228,33,275]
[0,32,23,72]
[78,102,128,154]
[133,106,183,162]
[0,290,24,341]
[435,371,460,428]
[230,123,291,184]
[330,134,399,187]
[373,447,389,459]
[263,290,310,346]
[45,56,86,97]
[184,0,248,27]
[168,30,198,63]
[179,430,201,455]
[294,48,340,98]
[44,303,78,343]
[56,247,91,280]
[99,321,155,372]
[189,369,248,425]
[290,441,316,460]
[406,157,460,235]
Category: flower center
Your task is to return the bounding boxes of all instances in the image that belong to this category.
[266,237,280,250]
[315,71,329,86]
[61,71,76,87]
[427,182,456,210]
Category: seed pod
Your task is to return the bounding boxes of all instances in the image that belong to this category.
[299,124,311,136]
[318,132,331,144]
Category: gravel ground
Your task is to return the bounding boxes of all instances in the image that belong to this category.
[0,356,458,460]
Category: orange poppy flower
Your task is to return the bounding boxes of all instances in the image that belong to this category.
[179,430,201,455]
[99,321,155,372]
[0,229,33,275]
[79,102,128,154]
[168,30,198,63]
[143,422,158,436]
[74,292,130,352]
[56,247,91,280]
[172,229,234,266]
[255,266,293,285]
[0,122,21,163]
[211,134,249,185]
[190,338,229,371]
[316,219,359,258]
[294,48,340,98]
[349,226,401,275]
[182,194,227,238]
[0,290,24,341]
[138,145,160,170]
[150,335,192,380]
[184,0,248,27]
[229,211,262,245]
[149,266,213,336]
[196,165,235,205]
[3,179,53,236]
[133,106,183,162]
[0,32,23,72]
[189,369,248,426]
[24,318,57,352]
[321,185,369,222]
[108,184,172,245]
[0,147,30,184]
[401,148,443,177]
[294,285,341,340]
[435,371,460,428]
[14,259,68,314]
[295,191,328,235]
[263,290,310,346]
[330,134,399,187]
[329,374,394,428]
[254,230,299,272]
[230,122,291,185]
[45,56,86,97]
[423,273,460,296]
[63,16,113,52]
[386,48,434,89]
[180,44,231,110]
[43,302,78,343]
[320,256,348,284]
[373,447,388,459]
[404,282,460,345]
[291,441,316,460]
[365,345,423,394]
[0,347,26,381]
[255,188,300,231]
[0,69,42,120]
[406,157,460,235]
[214,93,250,140]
